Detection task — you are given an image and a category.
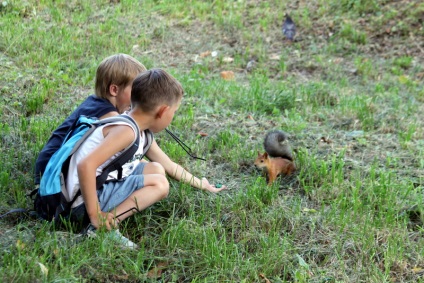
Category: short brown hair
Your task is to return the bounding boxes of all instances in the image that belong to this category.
[131,69,184,112]
[95,54,146,99]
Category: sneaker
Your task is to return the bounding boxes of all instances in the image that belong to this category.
[107,229,139,250]
[81,224,138,250]
[84,224,97,239]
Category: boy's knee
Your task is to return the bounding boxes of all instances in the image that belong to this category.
[152,162,166,175]
[145,162,166,176]
[155,175,169,199]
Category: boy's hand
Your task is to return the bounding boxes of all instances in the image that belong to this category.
[91,211,119,230]
[201,177,227,193]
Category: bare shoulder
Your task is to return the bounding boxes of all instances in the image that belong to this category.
[103,123,136,145]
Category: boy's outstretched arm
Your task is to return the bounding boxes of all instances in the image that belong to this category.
[146,140,226,193]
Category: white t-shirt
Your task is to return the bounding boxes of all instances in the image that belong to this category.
[66,121,146,208]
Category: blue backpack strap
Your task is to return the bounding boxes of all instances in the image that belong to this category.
[40,116,98,196]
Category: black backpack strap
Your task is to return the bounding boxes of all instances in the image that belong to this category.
[95,115,142,189]
[53,188,84,223]
[0,208,29,219]
[95,142,139,188]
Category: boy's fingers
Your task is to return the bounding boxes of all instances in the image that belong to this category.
[209,184,227,192]
[112,217,119,228]
[107,213,119,228]
[200,177,227,192]
[104,221,111,231]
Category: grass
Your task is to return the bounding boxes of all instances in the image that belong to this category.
[1,0,424,282]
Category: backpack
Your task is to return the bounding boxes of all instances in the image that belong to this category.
[33,114,153,224]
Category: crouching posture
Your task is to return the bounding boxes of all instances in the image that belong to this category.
[69,69,226,245]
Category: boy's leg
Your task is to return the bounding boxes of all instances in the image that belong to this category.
[112,174,169,221]
[70,161,168,228]
[139,161,166,176]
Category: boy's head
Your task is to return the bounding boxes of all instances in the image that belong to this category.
[131,69,184,132]
[95,53,146,100]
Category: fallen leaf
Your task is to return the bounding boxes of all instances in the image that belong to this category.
[334,58,343,64]
[220,71,235,81]
[147,262,168,279]
[16,239,25,250]
[412,267,424,275]
[200,51,211,58]
[223,57,234,63]
[247,115,254,120]
[259,273,271,283]
[37,262,49,276]
[112,271,129,281]
[269,54,280,60]
[198,132,208,137]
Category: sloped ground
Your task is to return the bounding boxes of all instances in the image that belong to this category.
[1,0,424,281]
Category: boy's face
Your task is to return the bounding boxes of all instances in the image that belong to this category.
[151,98,181,133]
[115,84,132,113]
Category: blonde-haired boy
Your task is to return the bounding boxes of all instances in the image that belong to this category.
[35,54,146,186]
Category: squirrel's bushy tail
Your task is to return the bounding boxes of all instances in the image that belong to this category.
[264,130,293,161]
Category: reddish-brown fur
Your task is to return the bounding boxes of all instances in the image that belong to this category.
[254,151,296,185]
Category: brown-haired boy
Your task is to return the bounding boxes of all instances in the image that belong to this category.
[68,69,226,248]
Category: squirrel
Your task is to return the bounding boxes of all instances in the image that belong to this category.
[254,130,296,185]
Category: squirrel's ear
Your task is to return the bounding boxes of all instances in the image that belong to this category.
[263,152,268,158]
[257,151,261,156]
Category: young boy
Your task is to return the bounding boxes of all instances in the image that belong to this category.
[34,53,146,186]
[69,69,226,246]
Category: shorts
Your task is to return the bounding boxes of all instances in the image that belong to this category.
[70,162,146,224]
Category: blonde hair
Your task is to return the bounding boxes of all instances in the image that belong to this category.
[95,54,146,99]
[131,69,184,112]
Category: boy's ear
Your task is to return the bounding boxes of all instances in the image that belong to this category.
[156,105,170,118]
[109,84,119,97]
